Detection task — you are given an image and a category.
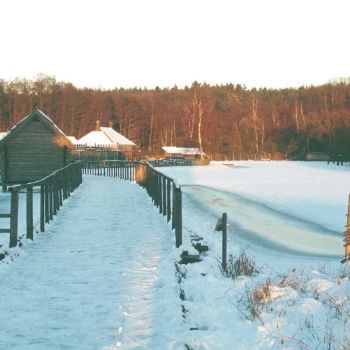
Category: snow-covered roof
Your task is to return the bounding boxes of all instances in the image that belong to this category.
[0,132,6,141]
[162,146,182,154]
[162,146,203,156]
[67,136,78,144]
[77,127,136,147]
[100,127,135,146]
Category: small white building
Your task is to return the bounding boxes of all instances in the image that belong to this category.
[72,121,137,160]
[76,122,136,149]
[162,146,205,160]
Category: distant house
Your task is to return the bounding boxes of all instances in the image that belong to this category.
[0,109,74,186]
[306,152,329,161]
[162,146,206,160]
[72,121,137,160]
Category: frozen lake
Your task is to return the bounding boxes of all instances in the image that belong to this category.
[183,185,342,258]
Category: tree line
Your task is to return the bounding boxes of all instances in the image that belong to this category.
[1,73,350,160]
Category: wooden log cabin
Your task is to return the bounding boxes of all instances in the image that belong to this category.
[0,109,74,187]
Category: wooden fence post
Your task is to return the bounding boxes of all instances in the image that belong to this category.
[9,190,19,248]
[158,175,163,214]
[45,182,49,224]
[53,175,58,215]
[49,180,54,221]
[172,183,176,231]
[342,195,350,263]
[215,213,228,271]
[222,213,228,271]
[62,169,67,200]
[40,184,45,232]
[174,185,182,248]
[58,173,63,207]
[26,186,33,240]
[167,179,171,222]
[3,162,83,248]
[162,176,167,217]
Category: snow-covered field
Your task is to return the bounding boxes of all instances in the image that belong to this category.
[159,160,350,350]
[0,160,350,349]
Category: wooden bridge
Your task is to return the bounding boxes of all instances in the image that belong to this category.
[0,160,183,251]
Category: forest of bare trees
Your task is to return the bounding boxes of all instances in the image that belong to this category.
[1,74,349,161]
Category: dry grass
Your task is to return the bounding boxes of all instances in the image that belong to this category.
[221,249,258,279]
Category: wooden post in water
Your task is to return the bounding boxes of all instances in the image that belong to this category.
[342,195,350,263]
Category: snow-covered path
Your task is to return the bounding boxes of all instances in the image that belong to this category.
[0,176,179,350]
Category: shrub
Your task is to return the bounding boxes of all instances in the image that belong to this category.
[221,249,258,279]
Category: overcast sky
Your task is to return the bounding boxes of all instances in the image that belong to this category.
[1,0,349,90]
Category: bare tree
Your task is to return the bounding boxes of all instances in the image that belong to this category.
[183,82,211,159]
[251,94,260,159]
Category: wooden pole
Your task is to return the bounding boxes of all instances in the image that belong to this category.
[9,190,19,248]
[40,184,45,232]
[158,174,162,212]
[344,195,350,259]
[172,182,176,230]
[174,186,182,248]
[26,186,33,240]
[167,179,171,222]
[58,173,63,207]
[49,180,53,221]
[45,183,49,224]
[62,169,67,200]
[222,213,228,271]
[53,175,58,215]
[162,176,167,217]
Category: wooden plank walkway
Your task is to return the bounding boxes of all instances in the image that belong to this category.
[0,176,180,349]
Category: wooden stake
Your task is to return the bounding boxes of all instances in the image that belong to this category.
[342,195,350,263]
[222,213,228,271]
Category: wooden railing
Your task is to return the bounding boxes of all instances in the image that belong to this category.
[1,162,82,248]
[135,162,183,248]
[82,160,138,181]
[82,160,183,247]
[150,157,193,167]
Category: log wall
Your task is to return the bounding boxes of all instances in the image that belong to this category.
[4,119,67,183]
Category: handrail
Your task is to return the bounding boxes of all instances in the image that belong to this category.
[3,162,83,248]
[8,163,79,191]
[82,160,183,247]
